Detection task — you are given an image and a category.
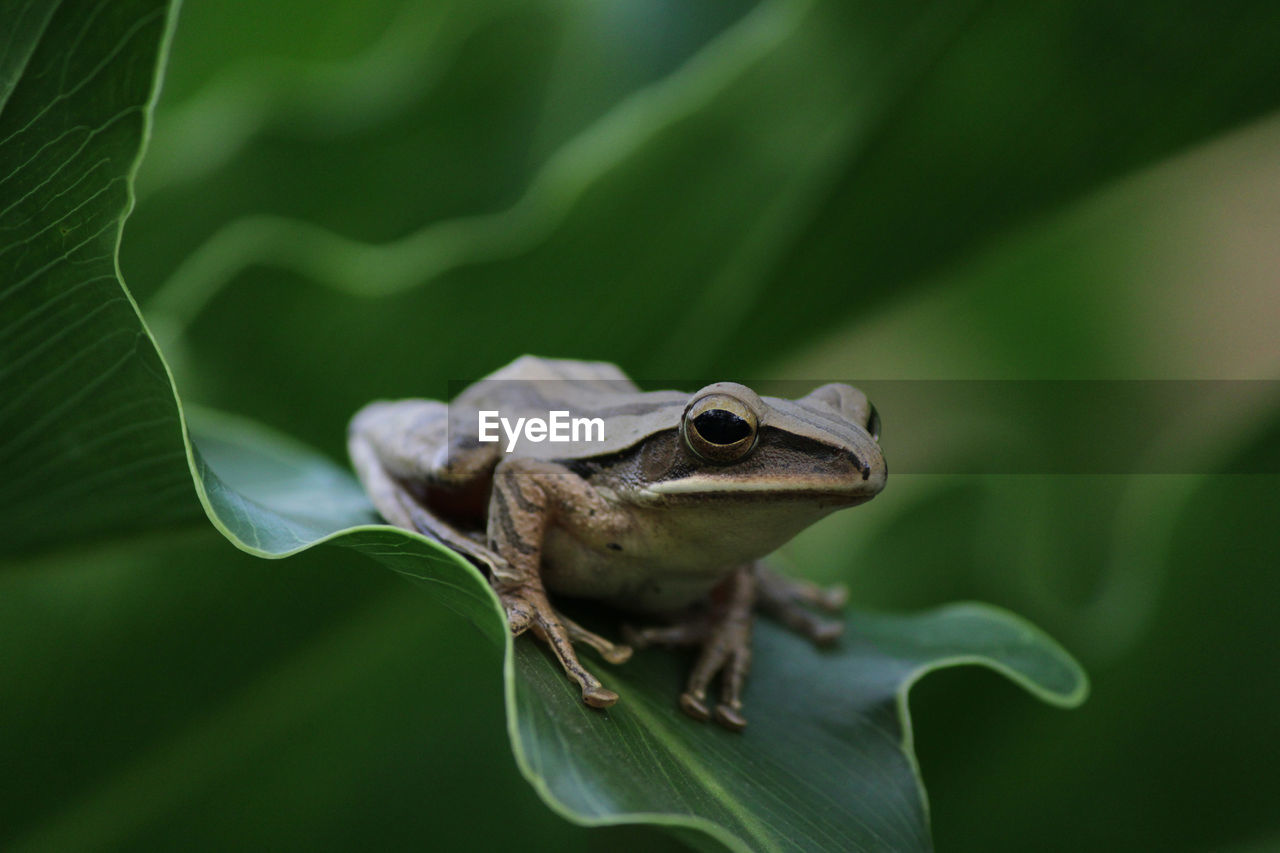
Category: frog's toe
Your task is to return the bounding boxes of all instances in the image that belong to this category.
[559,612,633,664]
[778,606,844,646]
[622,620,709,649]
[601,645,633,665]
[583,685,620,708]
[679,691,712,721]
[756,565,848,612]
[814,582,849,611]
[755,566,847,647]
[713,704,747,731]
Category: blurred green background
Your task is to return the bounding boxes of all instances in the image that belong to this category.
[5,0,1280,849]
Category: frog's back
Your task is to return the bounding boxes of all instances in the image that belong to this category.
[450,356,689,462]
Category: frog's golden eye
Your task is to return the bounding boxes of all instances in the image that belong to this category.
[867,402,881,442]
[681,393,759,463]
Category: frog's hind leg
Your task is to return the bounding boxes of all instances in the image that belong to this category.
[754,564,846,645]
[348,411,506,576]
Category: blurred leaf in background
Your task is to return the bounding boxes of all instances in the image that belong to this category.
[3,0,1280,850]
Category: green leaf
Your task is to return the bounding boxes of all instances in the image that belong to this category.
[0,4,1085,847]
[509,606,1084,852]
[187,408,1085,853]
[4,1,1117,850]
[0,0,200,554]
[187,406,506,644]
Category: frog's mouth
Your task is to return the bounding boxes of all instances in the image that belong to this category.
[641,478,883,505]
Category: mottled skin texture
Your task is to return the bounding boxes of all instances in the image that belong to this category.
[348,356,886,729]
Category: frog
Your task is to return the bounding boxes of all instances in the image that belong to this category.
[348,356,885,730]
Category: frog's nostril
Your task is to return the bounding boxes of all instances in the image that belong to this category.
[845,451,870,481]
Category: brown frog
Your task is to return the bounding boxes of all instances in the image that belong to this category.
[348,356,885,729]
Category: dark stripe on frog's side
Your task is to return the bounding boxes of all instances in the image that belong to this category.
[499,466,542,514]
[756,427,868,480]
[560,440,654,481]
[560,426,864,490]
[633,427,864,486]
[490,493,538,555]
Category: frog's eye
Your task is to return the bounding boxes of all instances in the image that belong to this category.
[866,402,881,442]
[681,393,759,463]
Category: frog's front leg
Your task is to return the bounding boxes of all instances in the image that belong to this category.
[626,565,757,731]
[625,564,847,731]
[487,459,633,708]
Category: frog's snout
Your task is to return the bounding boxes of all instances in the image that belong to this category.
[846,447,887,497]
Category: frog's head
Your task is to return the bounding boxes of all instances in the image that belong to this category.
[599,381,884,564]
[634,381,886,508]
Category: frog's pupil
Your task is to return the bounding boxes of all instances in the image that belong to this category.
[693,409,751,445]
